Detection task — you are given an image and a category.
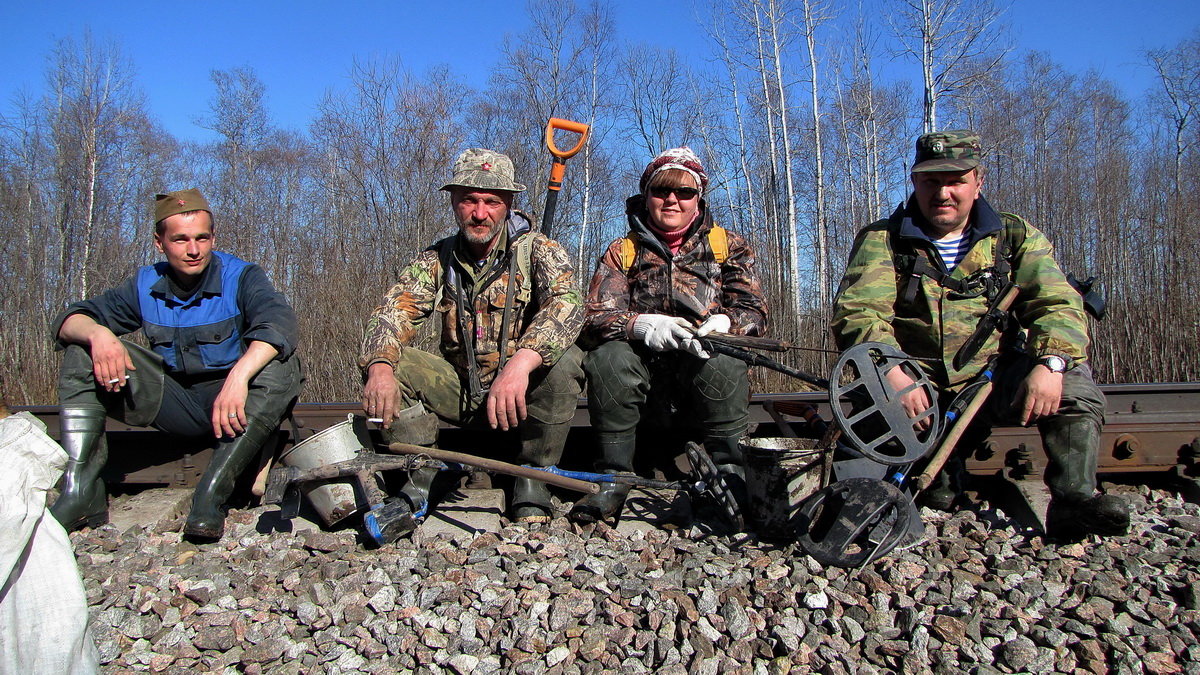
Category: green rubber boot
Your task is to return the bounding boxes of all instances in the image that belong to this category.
[50,405,110,531]
[512,421,571,523]
[183,420,276,541]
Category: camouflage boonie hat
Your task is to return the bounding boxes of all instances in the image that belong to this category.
[154,188,211,224]
[912,130,981,172]
[440,149,527,193]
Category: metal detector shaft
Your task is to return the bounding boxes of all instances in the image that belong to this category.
[387,443,600,494]
[702,333,794,352]
[704,341,830,390]
[912,369,995,492]
[913,284,1021,492]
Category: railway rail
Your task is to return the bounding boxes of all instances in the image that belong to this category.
[15,382,1200,494]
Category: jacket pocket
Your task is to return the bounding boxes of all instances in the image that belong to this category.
[142,323,178,369]
[195,317,243,369]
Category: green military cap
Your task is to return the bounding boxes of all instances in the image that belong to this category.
[440,148,527,193]
[154,188,211,223]
[912,130,982,172]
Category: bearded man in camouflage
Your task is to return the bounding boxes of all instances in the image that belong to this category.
[572,147,769,525]
[360,149,585,523]
[832,130,1129,540]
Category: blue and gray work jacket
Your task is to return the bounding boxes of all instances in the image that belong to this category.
[53,251,297,378]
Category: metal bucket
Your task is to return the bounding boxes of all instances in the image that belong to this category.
[742,437,824,540]
[278,414,371,527]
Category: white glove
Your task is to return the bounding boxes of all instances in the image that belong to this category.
[631,314,694,352]
[695,314,732,337]
[679,336,711,359]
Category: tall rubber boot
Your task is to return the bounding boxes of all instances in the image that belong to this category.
[50,405,110,531]
[512,421,571,523]
[568,433,636,525]
[1041,415,1129,539]
[184,420,276,541]
[384,403,441,520]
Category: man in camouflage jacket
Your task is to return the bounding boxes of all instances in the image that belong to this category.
[360,149,585,523]
[832,130,1129,540]
[572,147,769,525]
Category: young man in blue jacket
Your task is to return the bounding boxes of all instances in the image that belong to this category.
[50,188,302,541]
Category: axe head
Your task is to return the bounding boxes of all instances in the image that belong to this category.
[363,499,419,547]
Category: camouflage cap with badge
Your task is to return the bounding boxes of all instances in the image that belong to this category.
[154,188,212,224]
[440,148,527,193]
[912,130,981,173]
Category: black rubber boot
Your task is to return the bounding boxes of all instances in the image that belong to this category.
[384,403,440,449]
[384,403,441,520]
[184,420,276,541]
[397,468,438,519]
[569,433,636,525]
[512,421,571,523]
[50,405,110,531]
[1046,494,1131,541]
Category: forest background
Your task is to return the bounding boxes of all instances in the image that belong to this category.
[2,0,1198,405]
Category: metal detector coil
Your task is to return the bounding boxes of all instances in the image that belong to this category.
[829,342,940,465]
[795,477,919,568]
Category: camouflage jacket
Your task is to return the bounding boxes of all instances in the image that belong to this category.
[360,211,584,387]
[582,197,769,344]
[832,195,1090,389]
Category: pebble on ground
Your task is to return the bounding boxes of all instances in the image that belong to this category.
[74,484,1200,674]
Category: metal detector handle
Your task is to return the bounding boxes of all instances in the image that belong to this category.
[541,118,590,239]
[387,442,600,494]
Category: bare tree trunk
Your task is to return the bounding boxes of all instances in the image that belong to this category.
[802,0,831,319]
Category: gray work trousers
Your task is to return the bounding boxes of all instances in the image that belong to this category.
[975,355,1106,501]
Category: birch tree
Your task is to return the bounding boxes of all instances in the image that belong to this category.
[889,0,1008,133]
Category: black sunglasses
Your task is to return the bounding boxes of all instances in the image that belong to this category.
[649,186,700,200]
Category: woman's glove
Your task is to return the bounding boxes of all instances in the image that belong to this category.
[632,314,695,352]
[695,314,731,337]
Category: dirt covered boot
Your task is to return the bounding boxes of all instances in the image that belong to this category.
[1046,494,1130,541]
[512,421,571,523]
[50,404,110,531]
[383,403,441,521]
[569,433,636,525]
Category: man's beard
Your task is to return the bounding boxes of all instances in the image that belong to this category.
[461,218,503,246]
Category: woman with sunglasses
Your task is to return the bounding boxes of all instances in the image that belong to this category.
[571,147,769,525]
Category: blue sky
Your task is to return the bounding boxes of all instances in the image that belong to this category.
[1,0,1197,142]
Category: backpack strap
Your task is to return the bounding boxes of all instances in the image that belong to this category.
[617,225,730,274]
[513,230,536,302]
[618,236,637,273]
[993,213,1027,284]
[709,225,729,265]
[433,236,457,306]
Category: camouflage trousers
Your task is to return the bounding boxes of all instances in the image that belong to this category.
[389,345,584,465]
[951,355,1106,501]
[58,342,302,436]
[584,340,750,439]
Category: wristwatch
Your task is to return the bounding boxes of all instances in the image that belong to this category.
[1039,355,1068,374]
